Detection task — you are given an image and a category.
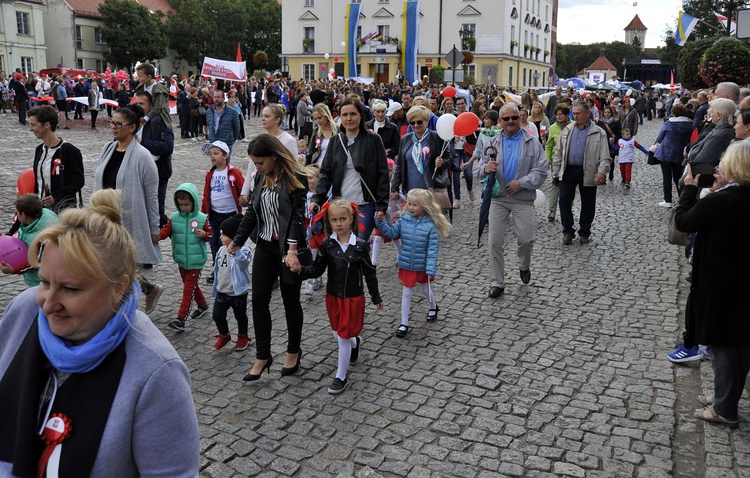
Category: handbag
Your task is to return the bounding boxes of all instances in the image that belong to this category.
[428,187,451,212]
[198,106,207,115]
[667,201,687,246]
[647,151,659,165]
[463,141,476,156]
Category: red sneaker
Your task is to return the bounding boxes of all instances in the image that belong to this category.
[235,334,251,351]
[213,334,231,350]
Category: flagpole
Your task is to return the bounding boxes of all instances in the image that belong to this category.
[698,18,724,32]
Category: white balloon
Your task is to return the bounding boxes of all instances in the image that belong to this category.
[436,113,457,141]
[567,81,574,87]
[341,41,346,48]
[534,189,546,207]
[626,88,633,96]
[324,53,330,59]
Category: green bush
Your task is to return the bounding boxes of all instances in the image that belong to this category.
[429,65,445,84]
[677,36,717,90]
[698,37,750,87]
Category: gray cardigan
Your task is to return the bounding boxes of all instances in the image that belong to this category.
[94,139,163,265]
[0,288,200,477]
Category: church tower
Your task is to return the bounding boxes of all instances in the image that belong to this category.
[624,14,647,49]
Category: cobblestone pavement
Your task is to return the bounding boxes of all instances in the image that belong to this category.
[1,109,749,478]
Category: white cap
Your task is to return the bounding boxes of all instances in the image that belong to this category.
[210,140,230,154]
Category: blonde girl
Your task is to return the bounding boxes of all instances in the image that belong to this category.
[296,199,383,394]
[374,188,451,337]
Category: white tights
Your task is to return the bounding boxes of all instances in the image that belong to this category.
[333,332,358,380]
[400,283,436,327]
[371,237,401,266]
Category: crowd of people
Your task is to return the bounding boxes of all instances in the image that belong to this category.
[2,63,750,474]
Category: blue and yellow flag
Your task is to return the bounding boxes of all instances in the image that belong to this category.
[344,3,362,78]
[401,1,420,83]
[675,11,699,47]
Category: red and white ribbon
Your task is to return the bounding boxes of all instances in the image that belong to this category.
[37,413,71,478]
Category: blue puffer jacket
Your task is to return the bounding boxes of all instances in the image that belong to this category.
[654,117,694,164]
[375,213,439,277]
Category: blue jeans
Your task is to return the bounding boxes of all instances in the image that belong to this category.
[357,203,376,241]
[452,151,473,200]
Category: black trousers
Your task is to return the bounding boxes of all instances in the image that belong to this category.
[213,291,249,336]
[660,161,683,203]
[90,109,99,129]
[712,344,750,421]
[18,99,27,125]
[251,239,303,360]
[558,165,597,237]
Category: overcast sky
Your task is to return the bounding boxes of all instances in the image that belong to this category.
[557,0,683,49]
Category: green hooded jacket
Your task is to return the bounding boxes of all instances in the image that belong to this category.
[168,183,209,270]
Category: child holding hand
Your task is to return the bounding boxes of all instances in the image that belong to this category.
[293,199,383,395]
[375,188,451,338]
[616,128,649,188]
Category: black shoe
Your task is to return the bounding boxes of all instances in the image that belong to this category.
[328,377,348,394]
[563,233,575,245]
[488,286,504,298]
[350,337,361,364]
[280,351,302,376]
[426,305,439,321]
[520,269,531,284]
[206,272,214,284]
[168,319,186,331]
[243,357,273,381]
[395,324,410,337]
[579,235,591,245]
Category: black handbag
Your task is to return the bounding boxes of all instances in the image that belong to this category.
[647,151,659,166]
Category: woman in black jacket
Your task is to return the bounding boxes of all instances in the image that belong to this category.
[365,100,400,160]
[228,134,311,381]
[311,98,390,240]
[675,141,750,428]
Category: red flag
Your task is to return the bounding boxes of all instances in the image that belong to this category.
[236,43,242,62]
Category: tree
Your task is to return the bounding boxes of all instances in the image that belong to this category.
[699,37,750,86]
[253,51,269,69]
[98,0,168,69]
[631,36,642,54]
[682,0,750,38]
[677,35,718,89]
[554,41,637,79]
[429,65,445,84]
[167,0,281,72]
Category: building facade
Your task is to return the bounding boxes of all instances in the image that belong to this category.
[281,0,556,89]
[0,0,47,76]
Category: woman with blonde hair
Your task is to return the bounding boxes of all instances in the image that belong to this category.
[0,189,199,475]
[306,102,338,165]
[530,100,550,144]
[676,141,750,428]
[229,134,312,381]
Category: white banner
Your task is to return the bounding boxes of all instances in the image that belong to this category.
[200,57,247,82]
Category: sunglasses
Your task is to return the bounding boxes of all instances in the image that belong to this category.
[409,120,424,126]
[110,121,134,128]
[501,116,519,122]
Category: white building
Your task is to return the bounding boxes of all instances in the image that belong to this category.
[281,0,557,89]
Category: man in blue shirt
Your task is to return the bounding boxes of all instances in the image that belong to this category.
[552,101,610,245]
[476,105,548,298]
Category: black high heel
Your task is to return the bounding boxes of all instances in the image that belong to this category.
[242,357,273,381]
[281,351,302,377]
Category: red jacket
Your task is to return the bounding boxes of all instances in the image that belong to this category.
[201,165,245,217]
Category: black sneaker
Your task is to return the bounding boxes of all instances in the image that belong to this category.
[168,319,186,331]
[350,336,361,364]
[563,233,574,245]
[328,377,348,394]
[579,235,591,245]
[190,304,210,319]
[206,272,214,284]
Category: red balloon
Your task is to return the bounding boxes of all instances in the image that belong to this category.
[17,169,35,195]
[0,236,29,273]
[442,86,457,98]
[333,56,340,62]
[453,112,480,137]
[321,65,327,71]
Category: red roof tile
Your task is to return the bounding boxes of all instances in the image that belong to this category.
[64,0,173,19]
[624,14,647,31]
[587,55,618,71]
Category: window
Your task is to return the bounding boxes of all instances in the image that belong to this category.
[351,0,361,3]
[304,0,314,6]
[303,63,316,81]
[76,59,84,69]
[21,57,32,77]
[509,66,513,87]
[76,26,83,50]
[546,5,549,21]
[379,0,389,3]
[0,56,4,74]
[303,27,315,52]
[378,25,390,41]
[357,26,362,39]
[16,12,30,35]
[465,64,476,79]
[96,59,104,72]
[523,67,526,87]
[95,27,105,44]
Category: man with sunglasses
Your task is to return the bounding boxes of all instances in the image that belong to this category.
[475,105,548,298]
[552,101,610,245]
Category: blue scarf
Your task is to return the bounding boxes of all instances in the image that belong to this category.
[38,282,141,373]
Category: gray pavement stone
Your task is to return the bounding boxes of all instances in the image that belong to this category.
[1,112,748,476]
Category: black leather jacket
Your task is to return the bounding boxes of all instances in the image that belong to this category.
[299,236,381,303]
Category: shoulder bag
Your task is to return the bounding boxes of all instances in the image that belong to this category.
[666,201,687,245]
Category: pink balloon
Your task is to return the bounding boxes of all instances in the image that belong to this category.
[0,236,29,273]
[17,169,35,195]
[442,86,457,98]
[453,112,480,137]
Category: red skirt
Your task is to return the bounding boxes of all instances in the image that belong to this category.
[325,294,365,339]
[398,268,434,288]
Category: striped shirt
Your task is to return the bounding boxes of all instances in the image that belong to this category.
[258,187,281,242]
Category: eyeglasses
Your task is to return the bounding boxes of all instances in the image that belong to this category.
[409,120,424,126]
[110,121,134,128]
[501,116,519,122]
